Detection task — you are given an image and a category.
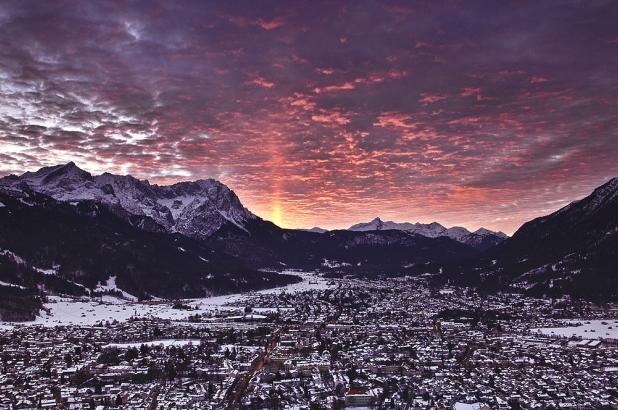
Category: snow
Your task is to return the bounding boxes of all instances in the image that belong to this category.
[35,266,58,275]
[95,276,138,301]
[219,344,261,353]
[224,314,267,320]
[18,198,34,206]
[255,270,332,294]
[0,280,26,289]
[349,217,446,235]
[217,209,249,232]
[0,162,256,239]
[445,226,470,241]
[104,339,202,349]
[0,249,26,264]
[322,259,351,268]
[532,319,618,340]
[4,271,334,327]
[453,403,484,410]
[0,201,5,207]
[347,217,506,244]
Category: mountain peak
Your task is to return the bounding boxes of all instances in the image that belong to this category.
[0,163,256,239]
[50,161,80,172]
[474,227,508,239]
[303,227,328,234]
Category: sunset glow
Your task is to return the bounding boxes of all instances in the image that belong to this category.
[1,1,617,234]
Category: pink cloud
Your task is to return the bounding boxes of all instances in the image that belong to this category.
[313,70,408,93]
[373,112,417,129]
[530,76,549,84]
[419,93,447,105]
[460,87,493,101]
[228,15,285,30]
[316,67,335,75]
[246,75,274,88]
[311,110,352,125]
[256,17,285,30]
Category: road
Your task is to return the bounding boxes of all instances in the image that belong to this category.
[224,328,281,409]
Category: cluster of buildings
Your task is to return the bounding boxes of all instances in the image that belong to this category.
[1,276,618,408]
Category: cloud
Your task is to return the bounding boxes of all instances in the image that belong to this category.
[256,17,285,30]
[246,74,275,88]
[419,93,447,105]
[530,76,549,84]
[0,0,616,233]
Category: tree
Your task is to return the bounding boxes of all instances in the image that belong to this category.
[346,365,358,383]
[140,343,150,356]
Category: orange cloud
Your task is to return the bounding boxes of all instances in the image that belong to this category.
[313,70,408,93]
[373,112,417,129]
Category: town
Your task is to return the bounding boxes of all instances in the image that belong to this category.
[2,276,618,409]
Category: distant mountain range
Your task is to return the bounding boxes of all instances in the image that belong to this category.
[348,217,508,250]
[0,162,616,318]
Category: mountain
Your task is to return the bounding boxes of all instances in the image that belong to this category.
[348,217,508,250]
[303,227,328,234]
[207,219,478,275]
[439,178,618,301]
[0,187,299,308]
[1,164,486,272]
[0,162,256,240]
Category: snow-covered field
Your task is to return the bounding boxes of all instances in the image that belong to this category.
[532,319,618,340]
[1,271,334,329]
[254,270,333,294]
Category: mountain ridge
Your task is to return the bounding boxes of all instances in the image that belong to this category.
[1,163,508,249]
[348,217,508,249]
[436,177,618,300]
[0,186,300,305]
[0,162,257,240]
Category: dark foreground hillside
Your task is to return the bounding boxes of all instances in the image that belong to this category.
[437,178,618,301]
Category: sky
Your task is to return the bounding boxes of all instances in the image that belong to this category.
[0,1,617,234]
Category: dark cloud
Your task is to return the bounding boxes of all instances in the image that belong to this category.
[0,0,617,232]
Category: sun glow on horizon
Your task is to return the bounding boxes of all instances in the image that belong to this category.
[270,201,284,227]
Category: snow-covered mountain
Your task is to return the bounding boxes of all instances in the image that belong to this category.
[303,227,328,234]
[348,217,508,248]
[0,187,299,305]
[0,162,256,239]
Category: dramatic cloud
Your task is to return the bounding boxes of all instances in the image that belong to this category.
[1,0,617,233]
